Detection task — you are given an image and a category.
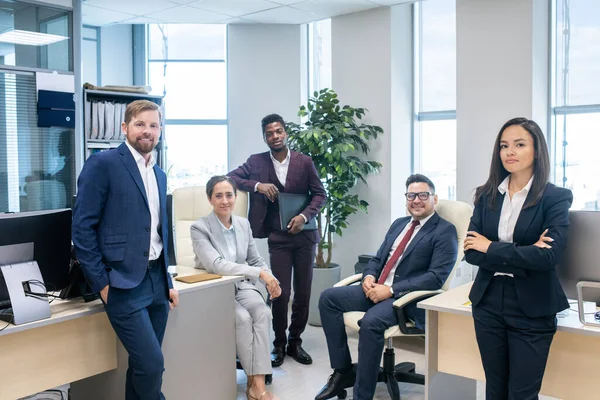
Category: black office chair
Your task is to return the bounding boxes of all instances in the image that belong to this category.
[236,360,273,385]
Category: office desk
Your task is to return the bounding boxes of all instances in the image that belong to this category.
[0,267,241,400]
[418,282,600,400]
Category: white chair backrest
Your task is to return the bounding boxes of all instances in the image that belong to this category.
[172,186,248,268]
[433,199,473,290]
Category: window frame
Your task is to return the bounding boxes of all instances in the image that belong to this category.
[549,0,600,210]
[412,1,457,200]
[145,23,228,189]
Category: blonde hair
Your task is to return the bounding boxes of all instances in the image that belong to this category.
[124,100,162,125]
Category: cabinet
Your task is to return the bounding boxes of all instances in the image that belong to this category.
[83,89,165,167]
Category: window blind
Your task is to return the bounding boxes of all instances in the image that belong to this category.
[0,71,75,213]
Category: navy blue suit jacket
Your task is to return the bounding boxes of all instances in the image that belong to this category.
[362,213,458,299]
[72,143,173,293]
[466,183,573,317]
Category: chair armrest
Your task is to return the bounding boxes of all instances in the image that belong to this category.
[392,290,443,309]
[334,273,363,287]
[392,289,443,335]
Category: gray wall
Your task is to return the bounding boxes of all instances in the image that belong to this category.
[100,25,133,86]
[331,5,413,277]
[227,24,303,263]
[227,24,303,171]
[456,0,549,202]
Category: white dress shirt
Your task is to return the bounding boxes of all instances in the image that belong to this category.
[216,218,237,260]
[270,150,291,187]
[382,212,435,286]
[494,175,534,277]
[366,212,435,288]
[125,141,163,261]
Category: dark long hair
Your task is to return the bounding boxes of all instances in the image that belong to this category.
[474,117,550,209]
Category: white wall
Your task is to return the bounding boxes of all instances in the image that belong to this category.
[331,5,413,277]
[227,24,303,170]
[100,25,133,86]
[456,0,549,202]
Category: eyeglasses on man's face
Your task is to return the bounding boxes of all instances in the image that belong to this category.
[405,192,434,201]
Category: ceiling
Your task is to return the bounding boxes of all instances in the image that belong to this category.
[81,0,418,27]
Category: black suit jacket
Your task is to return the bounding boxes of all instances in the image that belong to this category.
[466,183,573,317]
[362,212,458,299]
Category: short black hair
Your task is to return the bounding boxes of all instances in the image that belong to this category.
[261,114,286,135]
[405,174,435,193]
[206,175,237,198]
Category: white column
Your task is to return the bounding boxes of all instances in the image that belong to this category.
[456,0,549,203]
[331,5,413,277]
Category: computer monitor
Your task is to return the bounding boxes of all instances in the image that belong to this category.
[0,209,72,310]
[557,210,600,304]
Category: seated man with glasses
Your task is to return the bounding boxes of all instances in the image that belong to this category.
[314,174,458,400]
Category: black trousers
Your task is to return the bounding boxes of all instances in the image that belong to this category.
[472,276,557,400]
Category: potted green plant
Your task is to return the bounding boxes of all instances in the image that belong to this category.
[287,88,383,325]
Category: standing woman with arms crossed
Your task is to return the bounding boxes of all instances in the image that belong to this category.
[464,117,573,400]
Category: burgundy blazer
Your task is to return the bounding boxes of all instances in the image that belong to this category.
[228,150,326,239]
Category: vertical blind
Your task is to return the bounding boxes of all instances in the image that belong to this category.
[0,71,75,213]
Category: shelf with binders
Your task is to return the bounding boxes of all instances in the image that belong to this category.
[83,88,165,167]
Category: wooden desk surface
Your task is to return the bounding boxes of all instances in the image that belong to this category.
[418,282,600,337]
[0,267,241,337]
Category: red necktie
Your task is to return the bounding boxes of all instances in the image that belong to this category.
[377,220,420,284]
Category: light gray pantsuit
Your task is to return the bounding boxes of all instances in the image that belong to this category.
[235,288,272,375]
[191,213,273,377]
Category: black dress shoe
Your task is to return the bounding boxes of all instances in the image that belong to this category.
[286,344,313,365]
[315,368,356,400]
[271,347,285,367]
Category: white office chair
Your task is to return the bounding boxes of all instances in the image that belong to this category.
[171,185,248,268]
[334,199,473,400]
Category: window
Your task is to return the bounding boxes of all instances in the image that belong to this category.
[414,0,456,200]
[82,25,100,85]
[0,71,75,212]
[307,19,332,96]
[552,0,600,210]
[147,24,227,191]
[0,1,72,71]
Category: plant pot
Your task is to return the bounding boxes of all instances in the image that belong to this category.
[308,263,341,327]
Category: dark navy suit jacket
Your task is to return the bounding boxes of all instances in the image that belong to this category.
[228,150,326,240]
[466,183,573,317]
[72,143,173,293]
[362,213,458,299]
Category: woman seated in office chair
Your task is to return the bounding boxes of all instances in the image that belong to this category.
[191,175,281,400]
[464,117,573,400]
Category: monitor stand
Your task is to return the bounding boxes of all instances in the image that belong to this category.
[577,281,600,327]
[0,261,51,325]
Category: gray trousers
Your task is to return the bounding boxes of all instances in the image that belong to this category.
[236,288,273,376]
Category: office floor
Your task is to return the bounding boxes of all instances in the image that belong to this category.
[235,324,560,400]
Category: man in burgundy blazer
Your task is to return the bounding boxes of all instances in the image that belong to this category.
[229,113,326,367]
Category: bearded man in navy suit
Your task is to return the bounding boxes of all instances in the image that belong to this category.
[73,100,179,400]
